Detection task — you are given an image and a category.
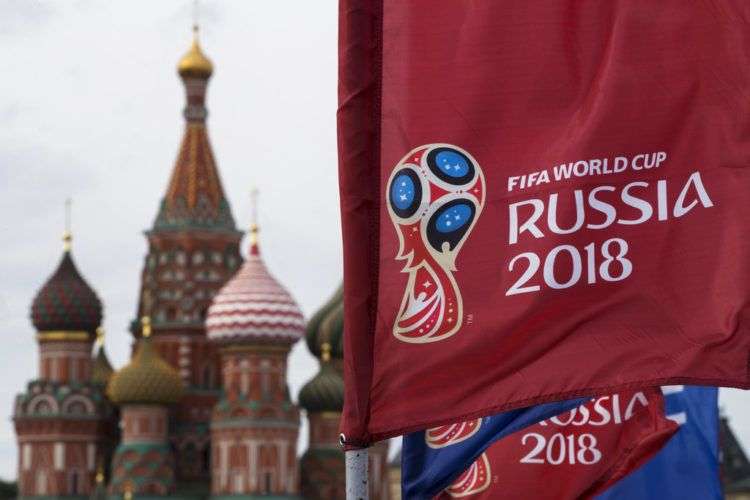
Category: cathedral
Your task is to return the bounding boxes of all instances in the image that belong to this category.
[12,27,390,500]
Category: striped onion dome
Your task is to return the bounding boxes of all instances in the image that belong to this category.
[206,228,305,345]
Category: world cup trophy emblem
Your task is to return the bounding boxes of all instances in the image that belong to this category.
[426,418,483,448]
[386,144,486,343]
[444,453,492,497]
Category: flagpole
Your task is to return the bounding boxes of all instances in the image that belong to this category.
[345,447,369,500]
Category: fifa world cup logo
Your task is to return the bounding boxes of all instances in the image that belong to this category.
[445,453,491,497]
[386,144,486,343]
[426,418,483,448]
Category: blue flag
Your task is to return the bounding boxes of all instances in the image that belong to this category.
[401,398,586,499]
[597,386,720,500]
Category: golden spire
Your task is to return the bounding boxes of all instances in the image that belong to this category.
[124,482,133,500]
[321,342,332,363]
[141,316,152,338]
[96,327,105,347]
[62,198,72,251]
[249,188,259,248]
[177,24,213,79]
[95,462,104,484]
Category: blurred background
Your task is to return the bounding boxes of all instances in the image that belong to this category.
[0,0,748,495]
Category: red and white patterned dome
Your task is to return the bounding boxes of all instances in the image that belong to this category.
[206,234,305,344]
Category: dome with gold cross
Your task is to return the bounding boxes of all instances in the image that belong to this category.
[298,343,344,413]
[30,231,102,337]
[107,317,184,405]
[206,206,306,345]
[177,25,213,79]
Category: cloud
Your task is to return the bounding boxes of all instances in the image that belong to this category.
[0,1,55,37]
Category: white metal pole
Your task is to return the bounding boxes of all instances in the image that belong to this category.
[345,447,369,500]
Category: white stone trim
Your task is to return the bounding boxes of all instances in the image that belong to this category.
[22,444,31,471]
[87,443,96,471]
[53,442,65,471]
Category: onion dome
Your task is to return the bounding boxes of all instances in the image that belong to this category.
[298,344,344,413]
[305,284,344,360]
[30,232,102,335]
[108,318,184,405]
[177,25,213,79]
[206,224,305,345]
[91,328,114,386]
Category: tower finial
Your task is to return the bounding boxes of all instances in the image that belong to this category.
[95,461,104,484]
[321,342,332,363]
[177,3,213,81]
[192,0,200,34]
[63,198,72,251]
[141,316,152,338]
[249,188,260,253]
[124,482,133,500]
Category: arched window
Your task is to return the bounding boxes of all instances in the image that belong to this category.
[201,445,211,475]
[29,395,58,415]
[36,470,48,495]
[202,363,215,389]
[260,361,271,399]
[182,443,198,477]
[232,470,244,494]
[34,400,52,414]
[67,401,87,415]
[263,472,272,495]
[68,470,80,495]
[62,395,94,415]
[192,251,205,265]
[239,360,250,396]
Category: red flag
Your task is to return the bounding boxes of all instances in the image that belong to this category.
[436,389,677,499]
[338,0,750,445]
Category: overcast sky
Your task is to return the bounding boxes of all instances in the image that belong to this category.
[0,0,345,479]
[1,0,749,482]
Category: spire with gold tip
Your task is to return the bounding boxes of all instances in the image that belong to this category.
[177,25,213,79]
[206,191,305,344]
[107,317,184,405]
[151,22,237,233]
[299,342,344,413]
[31,199,102,338]
[89,461,107,500]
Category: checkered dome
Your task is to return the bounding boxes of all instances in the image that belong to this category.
[30,251,102,334]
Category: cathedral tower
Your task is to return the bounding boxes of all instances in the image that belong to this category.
[301,285,390,500]
[206,220,304,497]
[14,231,117,498]
[107,317,185,496]
[133,26,243,486]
